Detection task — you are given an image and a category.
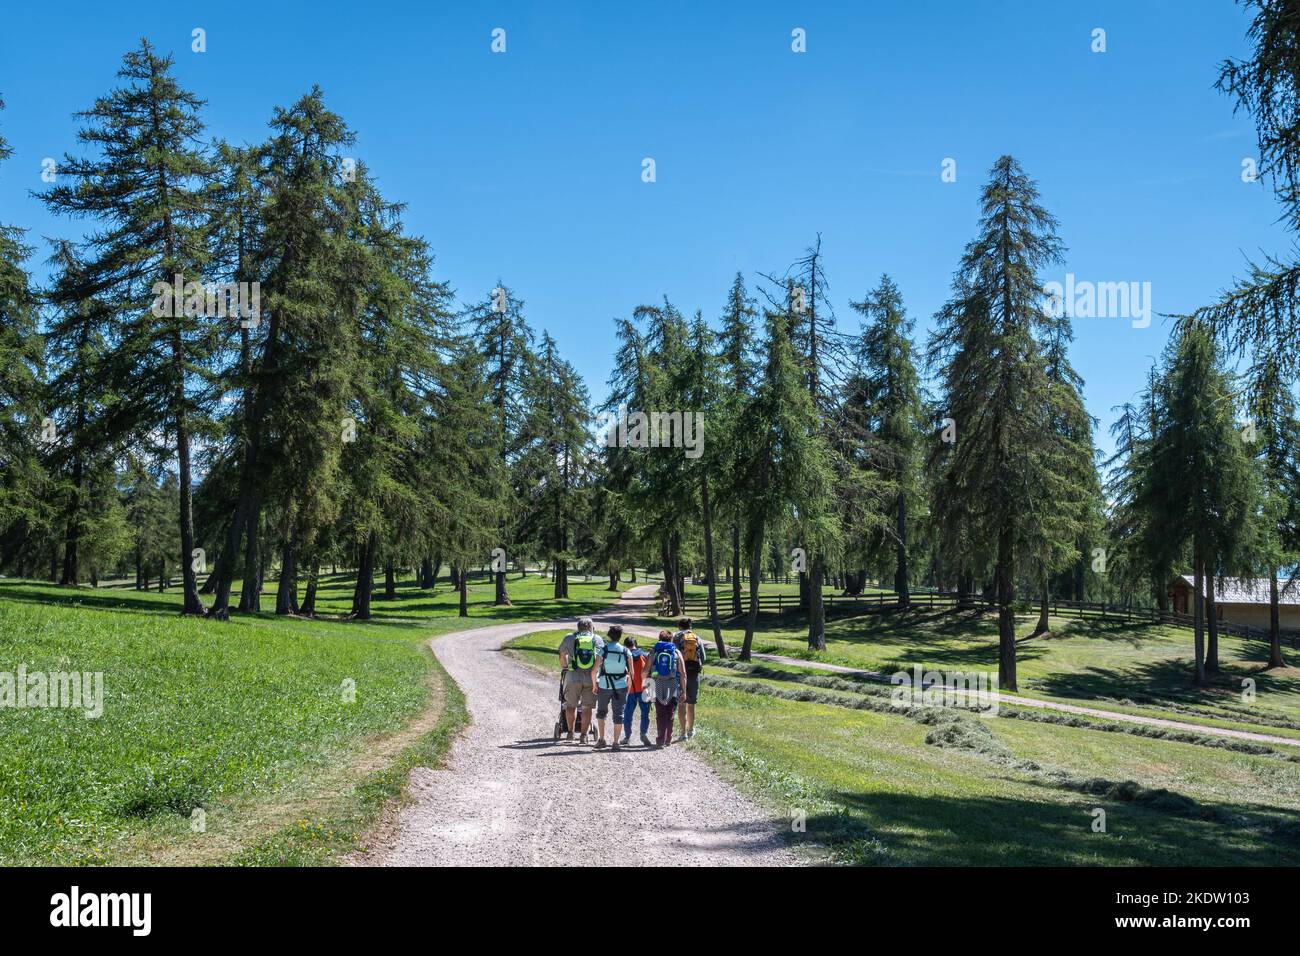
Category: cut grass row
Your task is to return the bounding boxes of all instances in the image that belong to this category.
[665,602,1300,739]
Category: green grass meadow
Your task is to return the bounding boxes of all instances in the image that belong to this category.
[672,593,1300,740]
[8,564,1300,867]
[509,616,1300,866]
[0,570,621,865]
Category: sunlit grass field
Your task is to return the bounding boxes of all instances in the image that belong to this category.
[676,601,1300,740]
[0,570,623,865]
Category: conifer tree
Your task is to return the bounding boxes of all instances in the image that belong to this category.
[41,41,215,614]
[1246,357,1299,668]
[43,241,120,585]
[0,98,47,567]
[685,311,726,654]
[715,273,758,615]
[850,274,923,606]
[733,309,834,659]
[1030,324,1100,633]
[1192,2,1300,376]
[1146,323,1258,683]
[464,283,533,605]
[206,88,354,618]
[200,141,266,597]
[519,332,591,599]
[928,156,1067,690]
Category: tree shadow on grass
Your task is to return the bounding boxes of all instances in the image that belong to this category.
[809,789,1300,866]
[0,580,185,617]
[1024,656,1273,712]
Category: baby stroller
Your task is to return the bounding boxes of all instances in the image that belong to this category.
[553,670,598,743]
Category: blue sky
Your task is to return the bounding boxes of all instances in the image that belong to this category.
[0,0,1289,458]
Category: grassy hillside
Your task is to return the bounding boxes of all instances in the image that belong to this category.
[507,628,1300,865]
[0,572,621,865]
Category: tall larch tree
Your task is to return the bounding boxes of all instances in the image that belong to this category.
[850,274,923,606]
[41,41,216,614]
[928,155,1066,690]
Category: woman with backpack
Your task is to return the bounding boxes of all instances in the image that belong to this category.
[621,635,652,747]
[673,618,706,740]
[594,625,631,750]
[649,629,688,748]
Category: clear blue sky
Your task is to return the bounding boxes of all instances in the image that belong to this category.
[0,0,1289,458]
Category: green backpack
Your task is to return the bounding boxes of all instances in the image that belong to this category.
[570,632,596,670]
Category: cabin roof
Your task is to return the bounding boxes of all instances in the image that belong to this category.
[1174,575,1300,606]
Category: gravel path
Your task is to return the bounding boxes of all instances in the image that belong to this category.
[361,586,798,867]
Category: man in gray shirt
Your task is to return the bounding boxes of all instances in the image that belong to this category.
[558,617,603,743]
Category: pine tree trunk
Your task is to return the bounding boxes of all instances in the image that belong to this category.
[237,493,263,612]
[174,379,205,615]
[301,556,320,616]
[996,521,1017,690]
[893,489,910,607]
[1036,580,1050,635]
[700,473,726,657]
[60,453,83,586]
[384,562,396,600]
[807,553,826,651]
[740,526,765,661]
[608,569,619,591]
[419,556,433,589]
[1193,554,1207,685]
[1269,570,1287,668]
[135,548,143,591]
[351,531,377,620]
[1206,570,1220,672]
[659,539,681,615]
[275,530,298,616]
[495,567,511,605]
[199,550,220,595]
[458,562,469,617]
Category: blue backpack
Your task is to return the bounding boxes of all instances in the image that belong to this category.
[600,642,629,687]
[652,641,677,679]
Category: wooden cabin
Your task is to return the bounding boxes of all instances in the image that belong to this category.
[1168,575,1300,630]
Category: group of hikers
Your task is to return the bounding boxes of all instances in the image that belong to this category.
[557,616,705,749]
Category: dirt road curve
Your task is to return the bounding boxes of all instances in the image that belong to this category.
[356,586,799,867]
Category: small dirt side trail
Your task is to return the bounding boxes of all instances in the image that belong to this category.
[354,585,799,867]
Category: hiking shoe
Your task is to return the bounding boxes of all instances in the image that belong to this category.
[596,738,607,749]
[566,732,574,742]
[640,734,651,747]
[686,729,695,740]
[611,741,621,751]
